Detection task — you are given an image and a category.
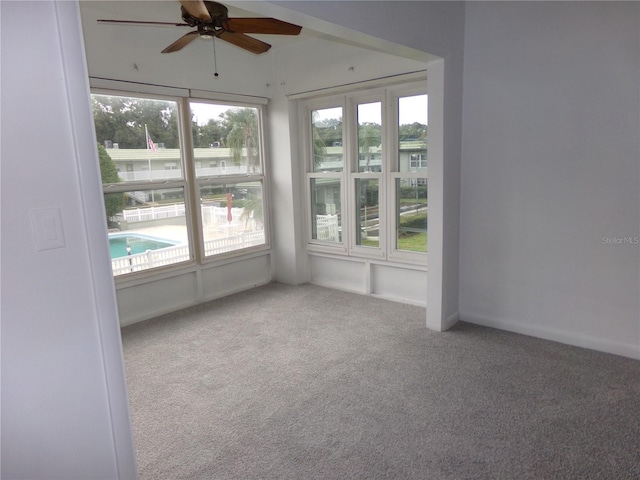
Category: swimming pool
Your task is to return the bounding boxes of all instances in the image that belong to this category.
[109,233,180,259]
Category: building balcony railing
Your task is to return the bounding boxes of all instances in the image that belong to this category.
[117,165,252,182]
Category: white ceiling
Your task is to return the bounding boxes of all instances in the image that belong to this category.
[79,1,429,97]
[81,0,323,53]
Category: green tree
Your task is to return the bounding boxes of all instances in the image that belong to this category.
[193,117,228,147]
[314,117,342,148]
[97,143,125,221]
[358,122,381,170]
[240,191,264,229]
[92,95,179,149]
[225,108,259,172]
[312,111,328,167]
[399,122,427,141]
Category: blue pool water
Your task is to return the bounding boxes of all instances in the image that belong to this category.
[109,234,178,259]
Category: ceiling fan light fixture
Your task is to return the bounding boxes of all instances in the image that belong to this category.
[197,25,217,38]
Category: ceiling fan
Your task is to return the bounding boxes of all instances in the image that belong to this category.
[97,0,302,55]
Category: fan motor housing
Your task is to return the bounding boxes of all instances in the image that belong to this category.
[181,1,229,27]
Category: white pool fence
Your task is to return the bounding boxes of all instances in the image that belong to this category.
[111,204,338,275]
[111,231,265,276]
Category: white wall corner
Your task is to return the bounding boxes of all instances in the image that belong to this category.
[55,2,138,478]
[425,57,447,332]
[444,311,460,331]
[266,94,309,285]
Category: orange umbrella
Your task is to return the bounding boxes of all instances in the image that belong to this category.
[226,192,233,223]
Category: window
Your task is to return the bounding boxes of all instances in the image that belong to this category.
[395,93,428,254]
[312,106,343,172]
[92,92,268,277]
[355,178,380,248]
[308,104,344,245]
[410,154,427,169]
[353,99,383,252]
[189,101,266,259]
[310,178,341,242]
[303,82,427,261]
[357,102,382,173]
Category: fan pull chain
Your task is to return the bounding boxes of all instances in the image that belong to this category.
[212,36,219,77]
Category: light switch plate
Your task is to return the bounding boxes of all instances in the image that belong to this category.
[30,207,66,251]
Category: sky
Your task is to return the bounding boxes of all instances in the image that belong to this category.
[189,102,243,126]
[189,94,428,126]
[314,94,428,125]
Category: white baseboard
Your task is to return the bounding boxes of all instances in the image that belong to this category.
[370,293,427,308]
[426,310,459,332]
[460,312,640,360]
[443,311,459,330]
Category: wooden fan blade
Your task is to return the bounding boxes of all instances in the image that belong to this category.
[98,19,190,27]
[179,0,211,22]
[217,31,271,54]
[162,31,199,53]
[223,18,302,35]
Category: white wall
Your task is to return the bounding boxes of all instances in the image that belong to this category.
[116,254,272,326]
[271,1,462,60]
[460,2,640,358]
[1,1,136,478]
[266,92,308,284]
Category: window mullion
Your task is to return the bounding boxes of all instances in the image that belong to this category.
[102,180,184,194]
[306,99,346,249]
[386,92,398,256]
[179,98,203,265]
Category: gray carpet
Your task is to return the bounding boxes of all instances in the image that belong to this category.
[121,282,640,479]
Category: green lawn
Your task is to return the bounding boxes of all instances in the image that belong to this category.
[360,232,427,252]
[360,238,379,247]
[397,232,427,252]
[399,198,427,206]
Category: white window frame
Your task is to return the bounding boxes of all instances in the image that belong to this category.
[410,154,427,169]
[91,84,271,279]
[349,90,386,259]
[387,82,429,265]
[303,95,348,254]
[188,99,270,264]
[300,78,428,266]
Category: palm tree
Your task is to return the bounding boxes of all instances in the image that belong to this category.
[312,111,328,168]
[358,122,381,171]
[225,108,259,173]
[240,191,263,230]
